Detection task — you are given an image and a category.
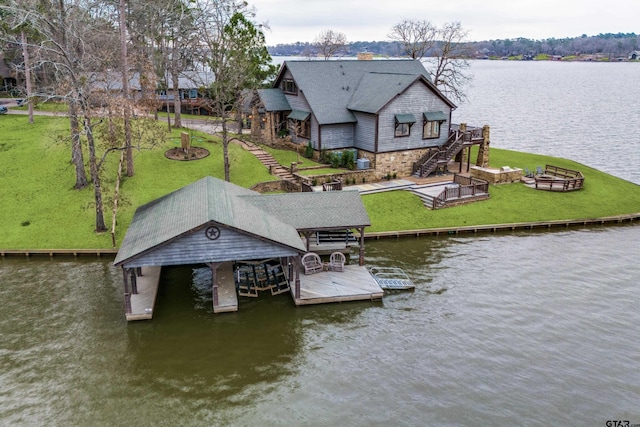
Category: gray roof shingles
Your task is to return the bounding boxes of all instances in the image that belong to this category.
[114,177,370,266]
[114,177,307,265]
[280,59,444,125]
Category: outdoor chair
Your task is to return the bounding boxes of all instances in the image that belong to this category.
[329,252,346,272]
[536,166,545,176]
[302,252,323,275]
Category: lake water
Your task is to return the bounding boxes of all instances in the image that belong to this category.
[1,61,639,426]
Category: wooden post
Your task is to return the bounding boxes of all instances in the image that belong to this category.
[130,269,138,294]
[208,263,219,309]
[358,227,365,266]
[294,256,301,299]
[122,267,132,314]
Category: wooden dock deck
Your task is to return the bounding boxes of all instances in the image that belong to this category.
[291,264,384,306]
[213,262,239,313]
[126,266,162,321]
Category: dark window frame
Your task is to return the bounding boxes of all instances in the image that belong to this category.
[422,119,442,139]
[394,120,412,138]
[282,79,298,95]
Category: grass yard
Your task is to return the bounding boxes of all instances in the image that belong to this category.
[1,113,640,248]
[363,149,640,232]
[0,114,273,249]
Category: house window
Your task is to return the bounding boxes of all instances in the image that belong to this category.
[189,89,198,99]
[282,79,298,95]
[394,114,416,138]
[422,111,447,139]
[423,120,440,139]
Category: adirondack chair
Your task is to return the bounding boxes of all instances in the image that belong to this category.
[302,252,323,275]
[329,252,346,272]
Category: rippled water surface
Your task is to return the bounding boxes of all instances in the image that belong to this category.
[1,61,639,426]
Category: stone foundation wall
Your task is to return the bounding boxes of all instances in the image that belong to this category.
[470,165,522,184]
[367,148,435,178]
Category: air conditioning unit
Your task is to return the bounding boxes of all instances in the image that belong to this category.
[356,158,370,170]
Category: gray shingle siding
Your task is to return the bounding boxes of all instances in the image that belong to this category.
[353,112,377,152]
[320,124,355,150]
[122,226,299,268]
[376,84,451,153]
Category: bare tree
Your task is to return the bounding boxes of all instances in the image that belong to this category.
[430,22,473,104]
[388,19,436,59]
[313,29,347,60]
[389,19,472,103]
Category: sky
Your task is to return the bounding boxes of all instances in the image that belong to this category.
[249,0,640,45]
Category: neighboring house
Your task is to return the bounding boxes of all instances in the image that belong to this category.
[157,70,216,115]
[247,58,461,178]
[87,69,215,114]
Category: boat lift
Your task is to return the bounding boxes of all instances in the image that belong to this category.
[368,267,415,290]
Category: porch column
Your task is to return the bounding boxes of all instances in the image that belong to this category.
[302,231,313,252]
[130,268,138,294]
[358,227,365,266]
[476,125,491,167]
[294,256,301,299]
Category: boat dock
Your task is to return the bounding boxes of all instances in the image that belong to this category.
[291,264,384,306]
[126,266,162,321]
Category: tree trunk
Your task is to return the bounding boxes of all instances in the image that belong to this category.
[119,0,134,177]
[84,116,107,232]
[172,69,182,128]
[21,31,34,124]
[221,112,230,182]
[68,100,88,189]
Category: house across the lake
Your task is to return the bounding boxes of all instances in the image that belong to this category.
[246,58,490,179]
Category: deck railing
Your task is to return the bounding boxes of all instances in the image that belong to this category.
[432,174,489,209]
[534,164,584,191]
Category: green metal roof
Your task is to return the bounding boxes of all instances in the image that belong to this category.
[423,110,447,121]
[287,109,311,121]
[114,177,307,266]
[256,88,291,112]
[395,113,416,124]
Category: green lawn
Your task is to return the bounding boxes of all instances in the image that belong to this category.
[363,149,640,232]
[1,113,639,248]
[0,114,273,249]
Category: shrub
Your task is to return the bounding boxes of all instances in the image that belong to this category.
[330,153,341,168]
[304,141,314,158]
[341,150,356,170]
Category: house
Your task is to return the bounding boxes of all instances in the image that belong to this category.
[156,70,216,115]
[629,51,640,60]
[246,58,460,178]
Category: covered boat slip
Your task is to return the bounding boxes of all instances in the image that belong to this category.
[114,176,376,321]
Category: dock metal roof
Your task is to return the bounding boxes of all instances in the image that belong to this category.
[114,177,370,267]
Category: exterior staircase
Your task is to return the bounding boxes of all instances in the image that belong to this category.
[238,139,297,182]
[413,131,465,178]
